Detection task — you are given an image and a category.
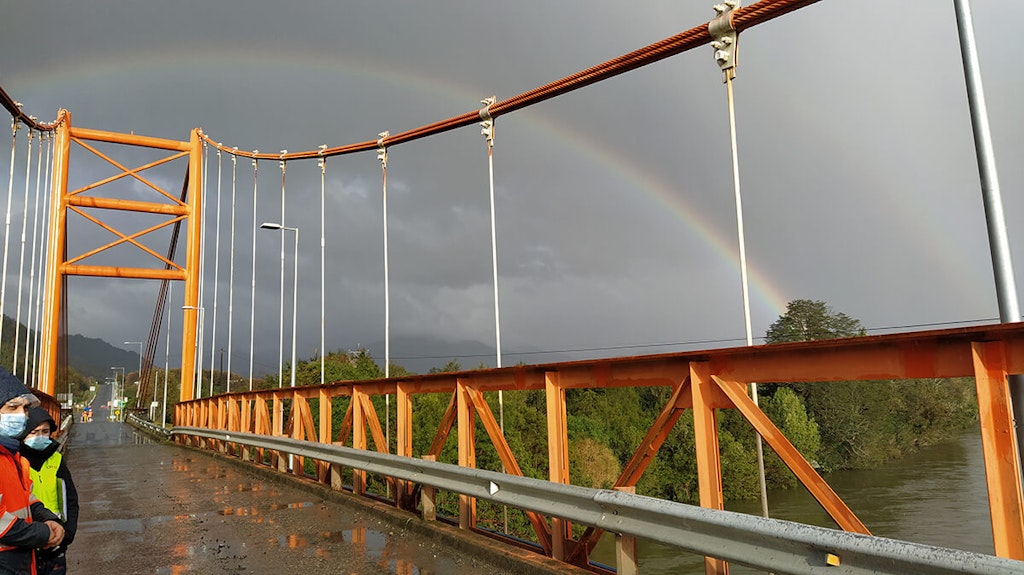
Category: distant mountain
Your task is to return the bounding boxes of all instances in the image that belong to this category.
[3,316,137,382]
[67,334,140,381]
[361,334,561,374]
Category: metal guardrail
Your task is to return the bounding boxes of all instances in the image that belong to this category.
[172,426,1023,575]
[127,414,172,439]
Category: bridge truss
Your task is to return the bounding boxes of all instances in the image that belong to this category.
[3,0,1023,572]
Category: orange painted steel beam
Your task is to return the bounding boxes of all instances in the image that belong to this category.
[352,388,367,494]
[571,380,692,564]
[707,323,1024,382]
[60,265,187,280]
[357,393,389,454]
[396,383,413,458]
[39,112,71,395]
[426,392,458,458]
[179,129,203,402]
[713,376,870,534]
[690,362,729,575]
[466,386,553,555]
[395,383,415,509]
[545,372,570,560]
[336,401,354,445]
[456,380,477,529]
[66,196,189,215]
[68,126,192,151]
[64,205,184,269]
[68,150,188,200]
[71,136,188,205]
[318,389,332,483]
[972,341,1024,559]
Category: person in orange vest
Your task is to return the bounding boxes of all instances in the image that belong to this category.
[0,367,64,574]
[20,407,78,575]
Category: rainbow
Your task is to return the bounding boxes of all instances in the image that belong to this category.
[5,46,791,324]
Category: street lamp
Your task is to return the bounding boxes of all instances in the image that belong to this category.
[124,340,143,403]
[260,222,299,389]
[110,366,125,421]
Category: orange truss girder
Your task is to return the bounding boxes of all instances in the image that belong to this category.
[175,321,1024,565]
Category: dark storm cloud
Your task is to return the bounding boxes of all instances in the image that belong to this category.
[1,1,1022,373]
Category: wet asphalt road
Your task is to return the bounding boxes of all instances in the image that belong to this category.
[64,421,525,575]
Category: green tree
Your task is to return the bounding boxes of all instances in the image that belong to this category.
[764,299,976,471]
[765,299,865,344]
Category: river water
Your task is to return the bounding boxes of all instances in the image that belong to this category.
[590,431,994,573]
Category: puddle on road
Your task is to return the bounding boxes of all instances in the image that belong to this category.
[144,526,445,574]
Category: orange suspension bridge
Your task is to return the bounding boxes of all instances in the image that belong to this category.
[1,1,1023,573]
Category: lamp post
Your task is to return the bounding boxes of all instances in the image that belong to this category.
[259,223,299,389]
[124,340,143,404]
[110,366,125,421]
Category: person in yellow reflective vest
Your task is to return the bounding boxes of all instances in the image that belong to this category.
[0,367,64,575]
[20,407,78,575]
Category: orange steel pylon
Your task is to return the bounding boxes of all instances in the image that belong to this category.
[39,113,203,402]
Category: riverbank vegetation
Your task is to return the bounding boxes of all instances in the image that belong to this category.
[260,299,979,509]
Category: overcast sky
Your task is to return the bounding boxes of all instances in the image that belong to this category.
[2,1,1022,375]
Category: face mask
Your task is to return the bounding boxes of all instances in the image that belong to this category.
[24,435,52,451]
[0,413,27,438]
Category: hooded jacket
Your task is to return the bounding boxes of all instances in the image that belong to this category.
[0,368,58,575]
[20,407,78,554]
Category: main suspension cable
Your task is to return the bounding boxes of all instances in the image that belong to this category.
[195,0,823,161]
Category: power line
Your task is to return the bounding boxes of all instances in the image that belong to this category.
[388,316,1003,363]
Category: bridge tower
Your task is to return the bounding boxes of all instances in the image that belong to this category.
[39,112,203,402]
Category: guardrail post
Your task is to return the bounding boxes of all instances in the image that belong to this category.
[421,455,437,521]
[613,486,638,575]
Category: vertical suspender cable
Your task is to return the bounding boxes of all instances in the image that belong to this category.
[13,129,35,373]
[711,0,769,519]
[0,119,19,353]
[377,133,390,380]
[726,74,768,518]
[953,0,1024,471]
[195,142,209,398]
[278,152,287,388]
[319,146,327,387]
[480,96,508,533]
[227,150,238,392]
[32,133,52,387]
[164,281,172,426]
[378,132,391,453]
[248,154,260,391]
[208,150,223,396]
[24,133,47,385]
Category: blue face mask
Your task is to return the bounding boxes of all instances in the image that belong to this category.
[0,413,27,438]
[24,435,52,451]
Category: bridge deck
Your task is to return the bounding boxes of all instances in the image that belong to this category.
[64,420,538,575]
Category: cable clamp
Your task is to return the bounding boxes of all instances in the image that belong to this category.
[377,131,389,168]
[279,150,287,173]
[252,149,259,169]
[479,96,496,147]
[317,144,327,171]
[709,0,740,82]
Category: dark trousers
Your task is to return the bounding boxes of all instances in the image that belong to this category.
[37,552,67,575]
